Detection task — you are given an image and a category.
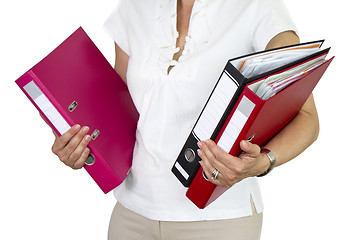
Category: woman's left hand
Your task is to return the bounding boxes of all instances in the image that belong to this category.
[197,139,270,188]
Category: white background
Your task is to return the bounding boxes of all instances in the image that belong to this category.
[1,0,359,239]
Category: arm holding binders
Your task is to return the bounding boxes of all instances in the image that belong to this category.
[189,52,333,209]
[171,40,325,188]
[15,27,139,193]
[172,38,334,208]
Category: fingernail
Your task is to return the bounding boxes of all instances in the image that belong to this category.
[197,141,203,148]
[82,126,89,132]
[85,135,91,141]
[74,124,80,131]
[84,148,90,153]
[197,149,203,157]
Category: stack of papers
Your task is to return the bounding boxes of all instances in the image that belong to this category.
[239,47,320,78]
[255,55,326,100]
[238,44,327,100]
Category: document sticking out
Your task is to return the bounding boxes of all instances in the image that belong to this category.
[253,54,327,100]
[238,43,322,78]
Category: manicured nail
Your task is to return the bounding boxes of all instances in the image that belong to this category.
[74,124,80,131]
[197,149,203,157]
[82,126,89,132]
[197,141,203,148]
[85,135,91,141]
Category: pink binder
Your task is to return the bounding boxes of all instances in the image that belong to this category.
[15,27,139,193]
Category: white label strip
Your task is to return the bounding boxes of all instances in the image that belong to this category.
[217,96,255,153]
[193,72,238,141]
[175,162,189,180]
[24,81,71,135]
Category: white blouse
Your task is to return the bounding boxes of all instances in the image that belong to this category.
[104,0,297,221]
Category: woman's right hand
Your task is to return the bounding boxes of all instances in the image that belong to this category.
[51,124,92,169]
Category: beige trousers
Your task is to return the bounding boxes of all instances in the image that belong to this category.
[108,202,263,240]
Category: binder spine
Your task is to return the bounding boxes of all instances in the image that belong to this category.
[171,132,200,187]
[16,71,121,194]
[187,90,261,209]
[172,63,243,187]
[16,71,72,136]
[215,93,257,154]
[185,166,217,209]
[83,146,122,193]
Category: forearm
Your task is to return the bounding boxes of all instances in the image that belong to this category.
[263,94,319,167]
[261,31,320,168]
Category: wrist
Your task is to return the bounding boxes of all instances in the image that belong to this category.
[257,148,277,177]
[254,152,269,176]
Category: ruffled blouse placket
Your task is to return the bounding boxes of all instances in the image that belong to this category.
[156,0,210,76]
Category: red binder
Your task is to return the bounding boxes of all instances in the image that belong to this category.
[15,27,139,193]
[172,40,325,188]
[186,52,334,209]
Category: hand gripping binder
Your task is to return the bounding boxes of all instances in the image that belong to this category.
[172,40,334,208]
[15,27,139,193]
[172,40,325,187]
[187,51,334,209]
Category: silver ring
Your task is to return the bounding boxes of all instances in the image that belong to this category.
[211,169,219,180]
